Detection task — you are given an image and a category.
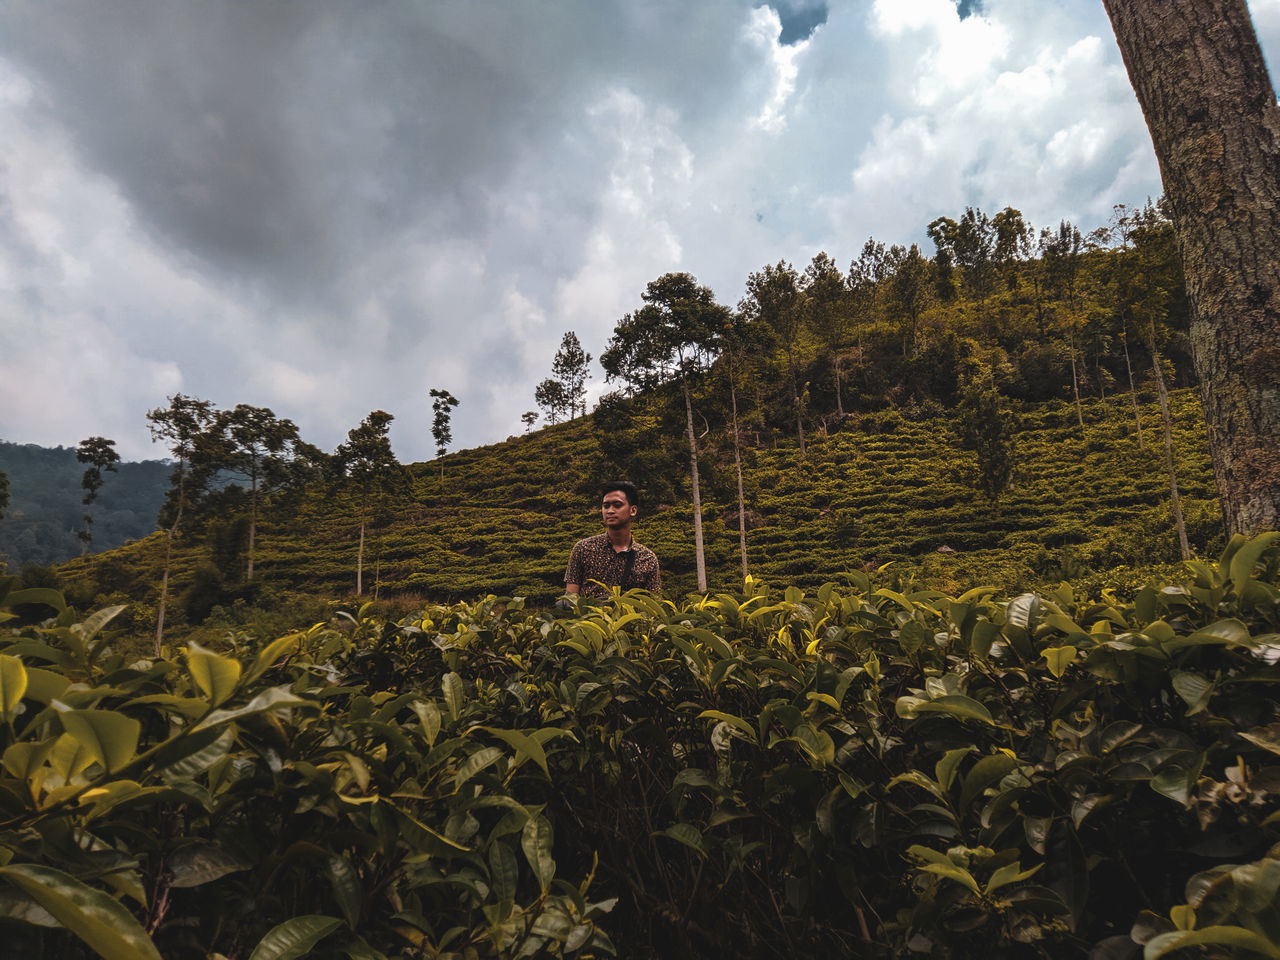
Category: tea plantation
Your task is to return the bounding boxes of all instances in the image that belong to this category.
[49,388,1217,636]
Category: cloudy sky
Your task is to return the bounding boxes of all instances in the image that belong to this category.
[3,0,1279,464]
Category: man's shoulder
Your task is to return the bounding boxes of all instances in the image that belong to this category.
[571,534,609,551]
[631,540,659,562]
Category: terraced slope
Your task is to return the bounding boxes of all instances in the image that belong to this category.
[55,389,1218,615]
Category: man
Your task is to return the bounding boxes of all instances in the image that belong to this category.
[564,480,662,598]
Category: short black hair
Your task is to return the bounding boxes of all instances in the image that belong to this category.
[600,480,640,507]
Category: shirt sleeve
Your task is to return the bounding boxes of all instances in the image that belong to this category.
[640,551,662,595]
[564,541,584,586]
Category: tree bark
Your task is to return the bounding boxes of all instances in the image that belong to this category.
[357,518,365,596]
[729,379,749,588]
[1123,330,1146,450]
[683,381,708,593]
[1104,0,1280,534]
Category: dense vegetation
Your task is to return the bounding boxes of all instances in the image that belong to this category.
[2,534,1277,957]
[41,385,1216,644]
[0,442,169,569]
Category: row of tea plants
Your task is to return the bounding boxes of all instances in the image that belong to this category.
[2,535,1279,958]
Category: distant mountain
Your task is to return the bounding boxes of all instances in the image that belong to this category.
[0,441,170,570]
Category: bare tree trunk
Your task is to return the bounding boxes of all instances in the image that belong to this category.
[1153,349,1192,559]
[683,381,708,593]
[247,482,257,583]
[1068,332,1085,428]
[155,529,173,657]
[730,379,749,588]
[1123,330,1146,450]
[356,518,365,595]
[1105,0,1280,534]
[832,356,844,418]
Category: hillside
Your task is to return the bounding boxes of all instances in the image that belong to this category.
[49,386,1219,633]
[0,441,170,569]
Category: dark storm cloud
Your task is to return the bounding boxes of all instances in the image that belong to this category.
[0,1,753,313]
[774,2,830,45]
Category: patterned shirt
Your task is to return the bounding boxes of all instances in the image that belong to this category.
[564,533,662,598]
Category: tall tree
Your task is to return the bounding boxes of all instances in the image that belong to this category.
[602,272,730,593]
[76,436,120,554]
[146,393,216,652]
[0,470,9,522]
[888,243,932,356]
[722,312,771,587]
[955,381,1019,512]
[429,388,460,479]
[954,207,999,323]
[551,331,593,419]
[741,261,807,456]
[335,410,401,596]
[1104,0,1280,535]
[535,378,570,424]
[521,411,538,433]
[1040,220,1088,428]
[209,404,305,582]
[802,252,849,417]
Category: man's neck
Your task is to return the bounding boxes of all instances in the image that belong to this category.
[606,526,633,551]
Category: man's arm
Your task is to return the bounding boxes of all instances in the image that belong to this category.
[564,541,583,594]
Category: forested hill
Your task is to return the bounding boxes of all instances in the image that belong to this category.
[0,441,170,569]
[48,385,1218,638]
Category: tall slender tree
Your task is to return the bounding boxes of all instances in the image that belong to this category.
[741,261,806,457]
[535,378,570,424]
[1104,0,1280,535]
[429,388,460,479]
[209,404,305,582]
[602,272,729,593]
[76,436,120,554]
[335,410,401,596]
[146,393,216,652]
[551,331,593,419]
[802,252,849,418]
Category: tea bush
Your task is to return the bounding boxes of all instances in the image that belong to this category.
[3,533,1277,958]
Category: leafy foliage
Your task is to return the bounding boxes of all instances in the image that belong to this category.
[3,536,1278,957]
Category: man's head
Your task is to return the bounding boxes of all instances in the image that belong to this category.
[600,480,639,529]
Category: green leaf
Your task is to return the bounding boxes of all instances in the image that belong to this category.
[985,860,1041,895]
[168,844,252,888]
[74,605,126,649]
[1042,645,1076,679]
[441,672,464,724]
[912,695,995,725]
[521,817,556,892]
[476,725,549,777]
[1240,723,1280,757]
[1145,925,1280,959]
[661,823,706,856]
[698,709,758,742]
[21,666,71,705]
[160,728,237,782]
[2,588,66,615]
[488,840,519,917]
[247,915,344,960]
[245,632,302,684]
[412,700,441,746]
[0,654,28,718]
[919,862,981,895]
[3,740,55,781]
[186,642,242,707]
[59,708,141,773]
[0,863,162,960]
[192,687,305,732]
[455,746,504,789]
[1229,532,1280,601]
[784,722,835,766]
[959,754,1017,814]
[1171,672,1214,714]
[1150,751,1205,807]
[935,747,973,792]
[325,855,362,929]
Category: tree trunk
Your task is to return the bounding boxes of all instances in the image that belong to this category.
[1123,330,1146,450]
[247,476,257,583]
[1152,349,1193,559]
[730,379,749,588]
[832,355,845,418]
[683,381,708,593]
[1068,331,1085,428]
[1104,0,1280,535]
[155,529,173,657]
[357,518,365,596]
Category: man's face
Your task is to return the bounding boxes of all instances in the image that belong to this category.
[601,492,636,528]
